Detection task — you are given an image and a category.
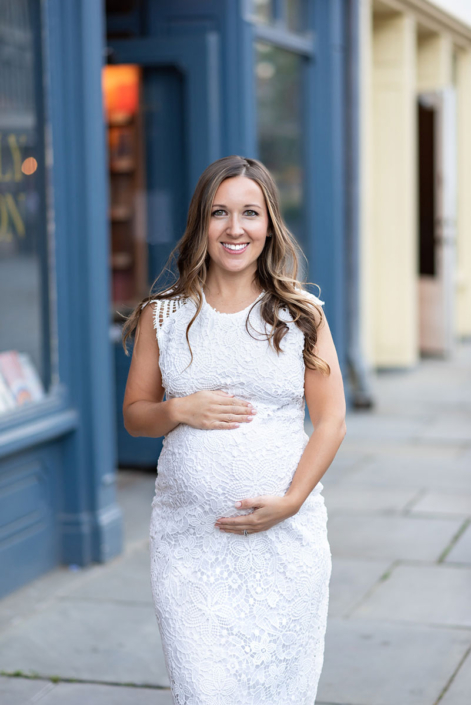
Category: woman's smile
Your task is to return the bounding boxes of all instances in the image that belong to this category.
[221,242,250,254]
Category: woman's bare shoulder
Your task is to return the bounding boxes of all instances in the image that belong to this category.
[140,290,187,338]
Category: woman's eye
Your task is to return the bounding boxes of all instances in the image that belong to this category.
[211,209,258,217]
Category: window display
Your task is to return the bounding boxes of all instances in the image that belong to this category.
[0,0,53,416]
[103,64,148,318]
[255,41,305,249]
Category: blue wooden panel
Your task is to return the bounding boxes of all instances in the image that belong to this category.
[114,342,163,468]
[143,66,187,286]
[108,31,222,468]
[307,0,349,403]
[0,446,60,599]
[109,34,222,192]
[43,0,123,566]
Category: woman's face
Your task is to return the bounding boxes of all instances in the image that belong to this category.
[207,176,270,277]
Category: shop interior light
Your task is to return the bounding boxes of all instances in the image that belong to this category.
[102,64,140,121]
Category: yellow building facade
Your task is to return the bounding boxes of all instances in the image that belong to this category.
[360,0,471,368]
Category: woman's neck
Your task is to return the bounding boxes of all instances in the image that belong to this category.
[204,271,262,302]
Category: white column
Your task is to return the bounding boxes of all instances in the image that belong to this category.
[456,48,471,337]
[359,0,375,367]
[370,10,418,367]
[417,33,453,90]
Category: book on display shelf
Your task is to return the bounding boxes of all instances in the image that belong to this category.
[0,350,45,413]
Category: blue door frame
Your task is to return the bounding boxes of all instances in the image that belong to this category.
[109,33,224,467]
[0,0,123,599]
[109,34,222,191]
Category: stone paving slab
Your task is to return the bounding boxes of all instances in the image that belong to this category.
[320,456,368,487]
[341,439,463,458]
[409,490,471,517]
[445,523,471,564]
[61,544,153,604]
[440,649,471,705]
[343,449,471,492]
[339,413,433,442]
[0,598,169,687]
[317,618,471,705]
[352,563,471,627]
[324,484,419,514]
[37,681,173,705]
[0,677,173,705]
[117,471,155,547]
[0,565,97,634]
[328,558,391,618]
[0,675,56,704]
[418,412,471,443]
[327,514,461,561]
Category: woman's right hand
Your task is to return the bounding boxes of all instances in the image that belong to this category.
[172,390,256,430]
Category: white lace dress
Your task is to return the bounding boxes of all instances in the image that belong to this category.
[143,289,332,705]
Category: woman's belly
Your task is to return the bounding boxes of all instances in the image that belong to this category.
[153,408,311,518]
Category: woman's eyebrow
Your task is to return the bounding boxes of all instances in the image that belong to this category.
[212,203,262,208]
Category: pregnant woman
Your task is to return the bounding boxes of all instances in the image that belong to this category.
[121,155,346,704]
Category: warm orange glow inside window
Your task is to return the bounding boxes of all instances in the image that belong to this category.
[102,64,140,121]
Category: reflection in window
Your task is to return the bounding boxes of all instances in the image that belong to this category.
[0,0,50,414]
[252,0,273,25]
[255,42,305,252]
[285,0,304,33]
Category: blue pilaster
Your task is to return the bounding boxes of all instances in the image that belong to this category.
[45,0,123,564]
[307,0,349,401]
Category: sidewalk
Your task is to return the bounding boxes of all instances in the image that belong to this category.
[0,341,470,704]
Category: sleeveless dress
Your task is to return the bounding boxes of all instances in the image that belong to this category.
[142,289,332,705]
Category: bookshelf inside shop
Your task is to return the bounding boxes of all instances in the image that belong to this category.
[104,65,148,323]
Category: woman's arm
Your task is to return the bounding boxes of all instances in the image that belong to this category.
[123,303,257,437]
[215,308,347,534]
[283,311,347,511]
[122,303,181,438]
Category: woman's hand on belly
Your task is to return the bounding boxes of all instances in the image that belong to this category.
[214,495,299,535]
[172,390,257,430]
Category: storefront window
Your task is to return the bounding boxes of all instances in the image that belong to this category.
[255,41,305,250]
[253,0,273,25]
[0,0,51,415]
[284,0,304,33]
[252,0,305,31]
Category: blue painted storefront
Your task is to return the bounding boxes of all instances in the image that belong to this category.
[0,0,353,598]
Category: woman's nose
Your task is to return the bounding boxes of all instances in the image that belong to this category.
[226,216,244,235]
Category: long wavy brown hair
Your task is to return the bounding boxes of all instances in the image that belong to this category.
[121,155,330,375]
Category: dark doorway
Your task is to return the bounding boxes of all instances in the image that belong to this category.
[418,101,436,277]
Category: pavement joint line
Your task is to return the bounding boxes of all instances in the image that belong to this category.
[330,510,465,522]
[408,510,471,520]
[56,596,153,606]
[402,486,429,514]
[0,671,172,690]
[342,559,399,620]
[341,616,471,633]
[437,517,471,563]
[374,558,471,571]
[343,438,471,451]
[433,642,471,705]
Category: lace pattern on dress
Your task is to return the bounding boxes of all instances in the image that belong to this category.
[141,292,186,344]
[147,285,331,704]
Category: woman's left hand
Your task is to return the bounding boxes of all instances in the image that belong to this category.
[215,495,299,534]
